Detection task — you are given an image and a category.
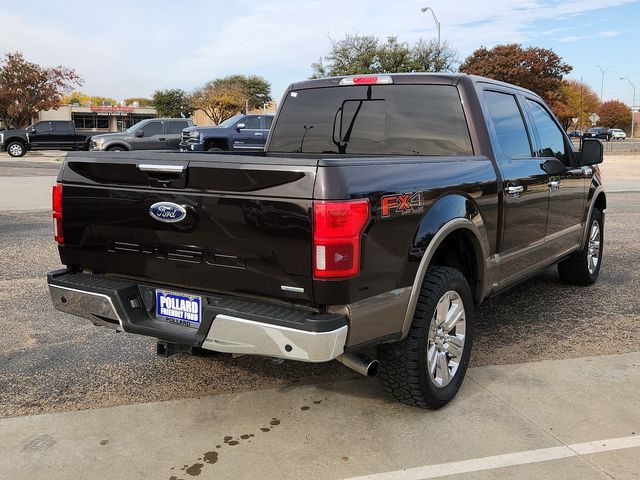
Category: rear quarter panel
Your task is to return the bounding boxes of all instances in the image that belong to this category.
[313,156,499,305]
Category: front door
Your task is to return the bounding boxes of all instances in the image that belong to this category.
[524,98,585,260]
[231,116,266,150]
[483,89,550,285]
[133,121,166,150]
[29,121,54,149]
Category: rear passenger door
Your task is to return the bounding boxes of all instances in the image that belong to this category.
[52,121,75,149]
[166,120,190,149]
[524,98,585,260]
[483,89,550,286]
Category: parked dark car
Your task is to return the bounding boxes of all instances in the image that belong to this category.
[89,118,193,151]
[179,114,273,152]
[0,120,95,157]
[48,73,606,409]
[567,129,582,138]
[584,127,611,141]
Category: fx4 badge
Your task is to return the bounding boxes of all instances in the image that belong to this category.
[380,193,424,218]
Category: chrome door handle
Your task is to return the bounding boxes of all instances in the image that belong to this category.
[506,185,524,195]
[581,167,593,176]
[549,180,561,190]
[138,164,185,173]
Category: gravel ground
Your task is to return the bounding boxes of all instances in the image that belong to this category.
[0,184,639,419]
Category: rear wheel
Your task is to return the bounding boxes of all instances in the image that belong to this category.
[7,141,26,157]
[207,146,225,152]
[558,209,603,285]
[107,146,125,152]
[377,266,474,409]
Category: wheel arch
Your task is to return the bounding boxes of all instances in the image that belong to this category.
[106,143,130,151]
[581,186,606,249]
[400,194,491,338]
[4,136,27,147]
[203,137,230,150]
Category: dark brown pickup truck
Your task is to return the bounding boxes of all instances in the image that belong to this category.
[47,73,606,408]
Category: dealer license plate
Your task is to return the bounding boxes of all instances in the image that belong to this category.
[156,290,202,328]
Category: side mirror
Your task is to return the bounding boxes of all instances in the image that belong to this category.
[30,128,37,134]
[135,130,144,138]
[580,138,604,166]
[236,123,245,130]
[541,158,566,175]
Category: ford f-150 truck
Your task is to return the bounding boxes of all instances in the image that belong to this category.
[179,113,274,152]
[89,118,193,152]
[0,120,95,157]
[47,73,606,408]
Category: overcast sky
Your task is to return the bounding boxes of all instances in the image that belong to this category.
[1,0,638,107]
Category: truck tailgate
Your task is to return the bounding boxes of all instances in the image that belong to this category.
[59,152,318,304]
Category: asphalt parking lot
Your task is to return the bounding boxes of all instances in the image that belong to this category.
[0,152,639,479]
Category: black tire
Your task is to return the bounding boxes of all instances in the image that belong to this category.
[6,141,26,157]
[207,147,224,152]
[107,146,125,152]
[377,266,474,409]
[558,209,603,285]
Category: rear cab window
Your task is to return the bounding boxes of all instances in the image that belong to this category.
[268,84,473,156]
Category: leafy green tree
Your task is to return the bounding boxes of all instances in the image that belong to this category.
[189,81,246,125]
[123,97,153,107]
[188,75,272,124]
[310,34,458,78]
[152,89,192,118]
[0,52,81,128]
[598,100,631,130]
[219,74,272,110]
[459,44,572,102]
[410,39,458,73]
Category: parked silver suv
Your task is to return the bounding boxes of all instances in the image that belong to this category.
[90,118,193,151]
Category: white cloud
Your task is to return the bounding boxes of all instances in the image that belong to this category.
[557,30,622,42]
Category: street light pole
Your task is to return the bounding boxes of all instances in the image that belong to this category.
[420,6,441,47]
[595,65,610,101]
[620,77,636,139]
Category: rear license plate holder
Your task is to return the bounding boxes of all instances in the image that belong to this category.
[155,289,202,328]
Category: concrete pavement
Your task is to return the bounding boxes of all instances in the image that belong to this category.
[1,352,638,480]
[0,176,57,211]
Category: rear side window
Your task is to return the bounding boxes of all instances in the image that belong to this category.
[53,121,71,132]
[526,100,568,164]
[269,85,473,156]
[168,121,189,134]
[484,91,532,158]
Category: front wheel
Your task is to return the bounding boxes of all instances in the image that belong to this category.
[6,141,26,157]
[377,266,474,409]
[558,209,603,285]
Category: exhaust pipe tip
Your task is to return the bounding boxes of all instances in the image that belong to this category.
[336,352,379,377]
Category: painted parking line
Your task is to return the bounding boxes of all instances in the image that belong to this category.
[346,434,640,480]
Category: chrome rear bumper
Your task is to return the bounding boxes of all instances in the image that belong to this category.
[47,272,348,363]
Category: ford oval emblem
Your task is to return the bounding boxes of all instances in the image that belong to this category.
[149,202,187,223]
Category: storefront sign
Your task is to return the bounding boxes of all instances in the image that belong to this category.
[90,106,134,115]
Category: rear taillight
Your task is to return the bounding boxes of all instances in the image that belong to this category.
[52,183,63,244]
[313,199,369,279]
